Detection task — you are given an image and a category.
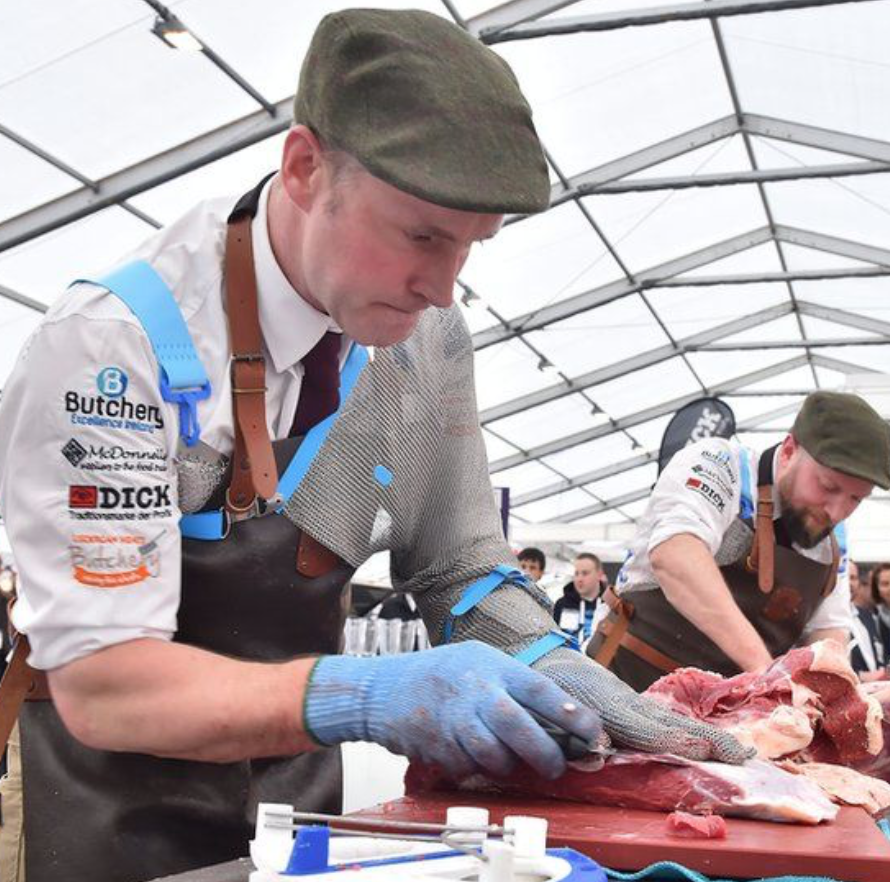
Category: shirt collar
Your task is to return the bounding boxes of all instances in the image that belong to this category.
[252,175,342,374]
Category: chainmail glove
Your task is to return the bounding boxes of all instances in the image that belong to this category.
[534,648,754,764]
[304,641,603,779]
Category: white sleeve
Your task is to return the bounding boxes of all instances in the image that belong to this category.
[0,301,182,671]
[647,439,741,557]
[803,543,854,636]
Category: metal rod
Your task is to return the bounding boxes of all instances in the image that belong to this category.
[479,0,880,42]
[263,810,508,836]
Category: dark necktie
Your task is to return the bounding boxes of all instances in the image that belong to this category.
[290,331,342,436]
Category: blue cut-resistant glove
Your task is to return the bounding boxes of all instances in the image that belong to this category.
[304,640,602,780]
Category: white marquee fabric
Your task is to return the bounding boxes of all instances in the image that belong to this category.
[0,0,888,560]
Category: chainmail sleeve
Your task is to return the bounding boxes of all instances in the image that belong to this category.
[281,306,751,762]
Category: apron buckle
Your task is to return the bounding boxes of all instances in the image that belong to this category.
[225,488,285,523]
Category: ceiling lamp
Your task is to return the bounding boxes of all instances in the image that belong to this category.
[152,15,202,51]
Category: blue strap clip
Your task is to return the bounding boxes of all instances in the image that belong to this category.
[444,565,529,643]
[159,373,211,448]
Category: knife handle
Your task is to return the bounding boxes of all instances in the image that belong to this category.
[527,709,595,762]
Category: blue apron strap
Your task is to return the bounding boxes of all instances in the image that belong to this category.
[515,631,575,665]
[180,510,227,541]
[275,343,370,508]
[739,446,754,521]
[443,565,529,643]
[77,261,211,447]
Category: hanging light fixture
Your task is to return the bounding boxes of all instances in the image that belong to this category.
[152,15,203,51]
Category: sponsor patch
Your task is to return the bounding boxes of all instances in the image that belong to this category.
[62,438,89,466]
[691,463,734,497]
[68,531,161,589]
[69,485,98,508]
[701,448,736,482]
[685,477,726,513]
[96,366,128,399]
[68,483,173,521]
[61,439,167,473]
[64,369,163,435]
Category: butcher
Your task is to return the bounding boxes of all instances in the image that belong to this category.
[588,391,890,691]
[0,10,748,882]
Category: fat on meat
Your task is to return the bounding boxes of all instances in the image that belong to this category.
[405,754,838,825]
[646,641,884,763]
[406,641,890,823]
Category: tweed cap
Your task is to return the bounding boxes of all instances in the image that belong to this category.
[792,391,890,489]
[293,8,550,214]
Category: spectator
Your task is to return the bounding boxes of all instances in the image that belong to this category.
[517,547,546,582]
[871,562,890,657]
[849,560,886,679]
[554,553,606,642]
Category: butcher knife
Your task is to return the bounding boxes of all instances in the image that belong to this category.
[528,709,615,763]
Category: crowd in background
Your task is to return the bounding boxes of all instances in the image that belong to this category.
[516,547,890,682]
[849,559,890,679]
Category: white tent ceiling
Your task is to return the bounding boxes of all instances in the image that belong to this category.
[1,0,889,559]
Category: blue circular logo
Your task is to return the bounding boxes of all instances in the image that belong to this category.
[97,366,128,398]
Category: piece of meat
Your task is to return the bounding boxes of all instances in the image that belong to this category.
[405,642,888,825]
[666,811,727,839]
[646,642,883,763]
[405,754,838,825]
[776,760,890,816]
[801,683,890,782]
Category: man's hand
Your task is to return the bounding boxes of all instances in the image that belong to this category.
[535,649,755,764]
[304,641,602,779]
[650,533,773,672]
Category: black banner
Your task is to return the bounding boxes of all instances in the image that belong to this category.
[658,398,736,475]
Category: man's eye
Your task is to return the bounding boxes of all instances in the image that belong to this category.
[408,232,432,243]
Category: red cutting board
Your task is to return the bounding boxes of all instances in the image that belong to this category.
[349,793,890,882]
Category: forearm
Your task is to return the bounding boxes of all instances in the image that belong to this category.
[651,534,772,672]
[49,638,319,762]
[803,627,849,648]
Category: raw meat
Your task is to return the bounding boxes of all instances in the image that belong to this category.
[646,642,884,763]
[406,641,890,824]
[776,761,890,816]
[666,811,727,839]
[405,754,838,825]
[802,683,890,782]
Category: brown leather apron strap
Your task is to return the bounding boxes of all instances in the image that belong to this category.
[748,482,776,593]
[224,216,279,515]
[591,588,633,667]
[591,589,682,674]
[619,631,682,674]
[822,532,840,598]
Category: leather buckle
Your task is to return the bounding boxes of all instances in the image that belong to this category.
[225,488,284,523]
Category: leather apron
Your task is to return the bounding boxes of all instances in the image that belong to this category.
[19,181,354,882]
[588,446,839,692]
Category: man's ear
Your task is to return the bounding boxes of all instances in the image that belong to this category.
[280,126,326,212]
[779,433,799,468]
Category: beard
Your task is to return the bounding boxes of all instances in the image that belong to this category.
[780,506,832,549]
[777,469,833,549]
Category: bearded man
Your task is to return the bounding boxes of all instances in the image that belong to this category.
[588,391,890,691]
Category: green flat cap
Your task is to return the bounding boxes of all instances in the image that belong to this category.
[792,391,890,489]
[294,8,550,214]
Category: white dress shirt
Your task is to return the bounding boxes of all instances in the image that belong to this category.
[0,177,348,670]
[616,437,852,638]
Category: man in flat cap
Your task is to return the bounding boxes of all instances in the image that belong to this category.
[590,391,890,691]
[0,10,746,880]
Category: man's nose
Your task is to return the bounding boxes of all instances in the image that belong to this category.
[415,252,467,308]
[824,498,848,525]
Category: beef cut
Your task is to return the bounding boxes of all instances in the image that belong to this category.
[646,642,883,763]
[406,753,838,824]
[406,641,890,823]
